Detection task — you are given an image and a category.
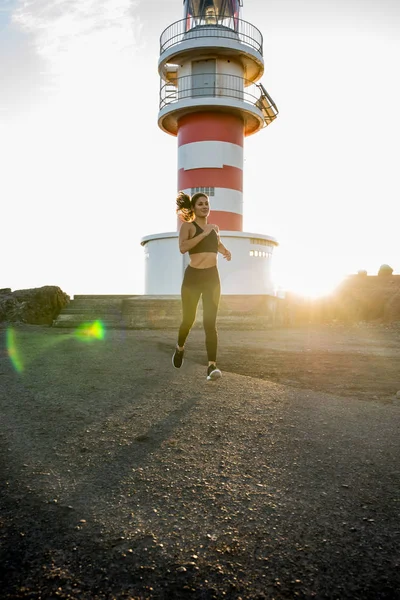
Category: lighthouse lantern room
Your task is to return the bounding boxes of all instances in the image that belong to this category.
[141,0,279,295]
[183,0,241,27]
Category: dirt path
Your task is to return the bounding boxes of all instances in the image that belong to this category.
[0,323,399,599]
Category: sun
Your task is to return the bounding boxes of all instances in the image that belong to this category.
[273,258,345,299]
[288,276,342,299]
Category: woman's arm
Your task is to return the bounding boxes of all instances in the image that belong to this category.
[214,225,231,260]
[218,240,232,261]
[216,227,231,261]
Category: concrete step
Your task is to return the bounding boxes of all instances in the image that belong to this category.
[72,295,135,298]
[67,300,126,308]
[59,309,125,318]
[53,295,281,329]
[54,314,127,327]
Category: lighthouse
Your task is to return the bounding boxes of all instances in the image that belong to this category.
[141,0,278,295]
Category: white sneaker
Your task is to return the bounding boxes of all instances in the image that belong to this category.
[207,364,222,381]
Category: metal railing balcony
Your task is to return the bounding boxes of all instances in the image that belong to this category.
[160,16,263,56]
[159,73,278,126]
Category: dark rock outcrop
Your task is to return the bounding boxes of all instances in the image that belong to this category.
[0,286,70,325]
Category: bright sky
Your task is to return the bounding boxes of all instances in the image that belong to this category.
[1,0,399,298]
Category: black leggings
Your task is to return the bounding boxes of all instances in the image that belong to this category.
[178,265,221,362]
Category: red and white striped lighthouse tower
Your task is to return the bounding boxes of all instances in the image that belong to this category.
[141,0,278,295]
[178,112,244,231]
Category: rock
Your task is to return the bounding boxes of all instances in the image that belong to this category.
[0,286,70,325]
[378,264,393,277]
[396,391,400,399]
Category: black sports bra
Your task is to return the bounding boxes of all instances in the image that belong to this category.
[188,222,219,255]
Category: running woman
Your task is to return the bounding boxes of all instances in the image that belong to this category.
[172,191,232,380]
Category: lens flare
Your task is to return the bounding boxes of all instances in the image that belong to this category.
[6,328,24,373]
[5,322,105,374]
[74,320,105,342]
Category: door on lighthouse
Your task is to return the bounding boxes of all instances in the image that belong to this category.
[192,59,216,97]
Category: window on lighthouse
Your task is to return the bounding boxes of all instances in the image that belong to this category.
[191,187,215,196]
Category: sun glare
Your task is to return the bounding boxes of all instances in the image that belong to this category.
[273,259,345,299]
[287,277,342,299]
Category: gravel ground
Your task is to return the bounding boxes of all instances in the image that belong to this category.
[0,323,400,599]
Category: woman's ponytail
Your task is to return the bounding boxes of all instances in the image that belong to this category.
[176,191,195,222]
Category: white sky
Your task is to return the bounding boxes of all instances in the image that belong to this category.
[1,0,399,297]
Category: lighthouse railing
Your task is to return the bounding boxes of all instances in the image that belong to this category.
[159,73,277,126]
[160,17,263,56]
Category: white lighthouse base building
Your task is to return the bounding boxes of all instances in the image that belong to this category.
[141,231,278,295]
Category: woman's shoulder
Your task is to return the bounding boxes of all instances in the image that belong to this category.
[179,221,196,235]
[180,221,195,230]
